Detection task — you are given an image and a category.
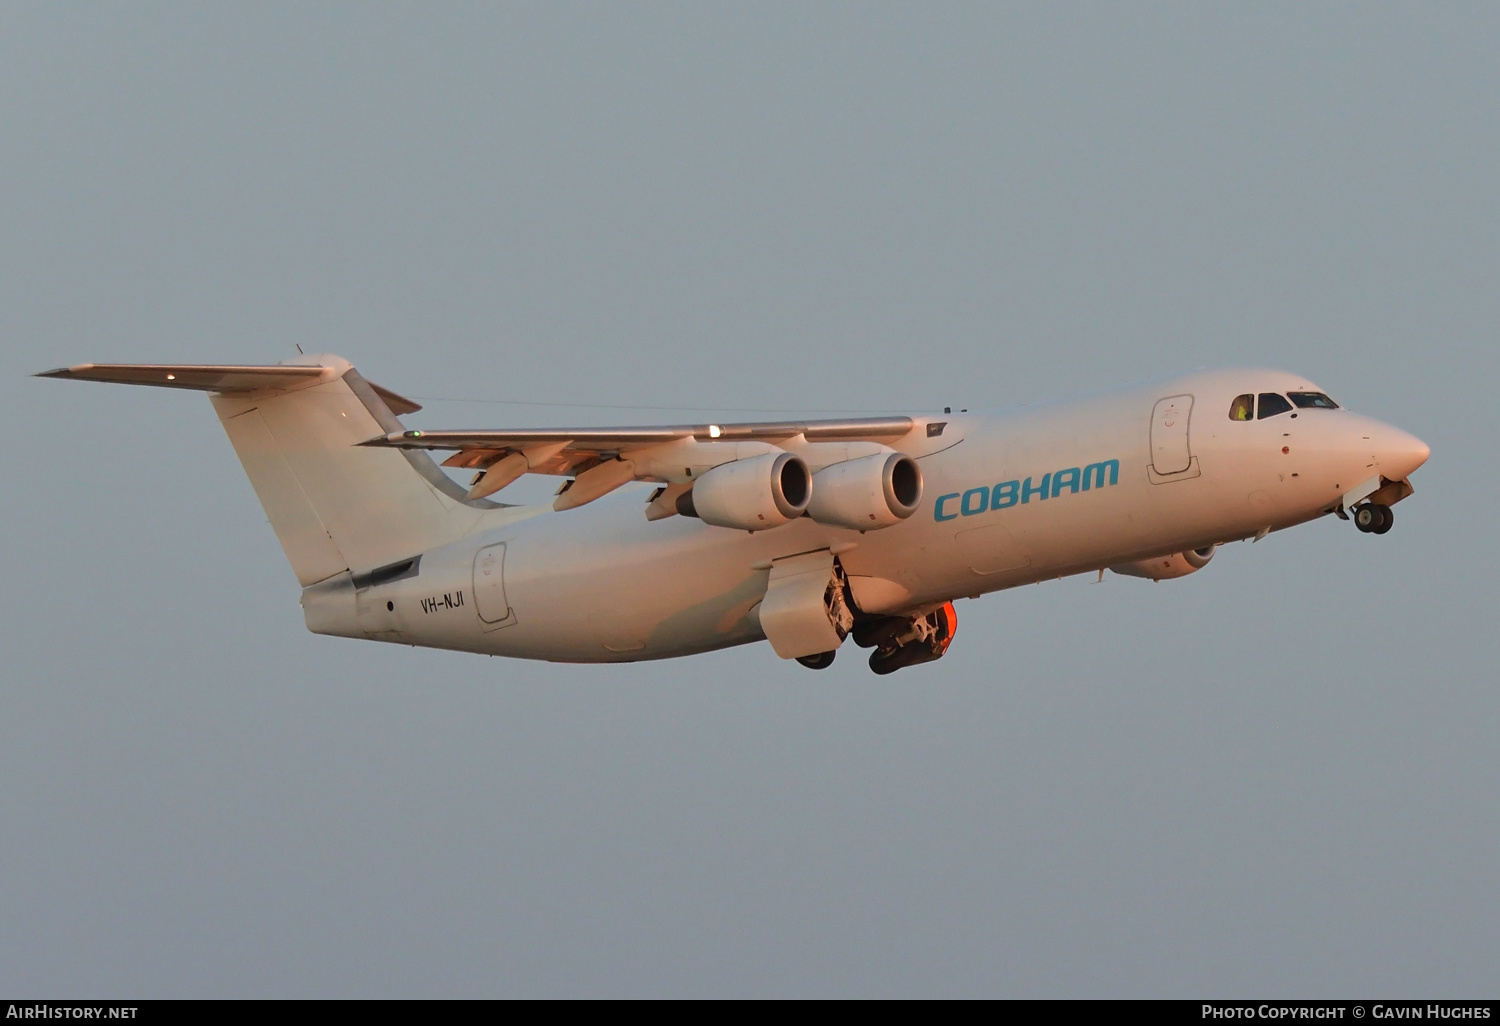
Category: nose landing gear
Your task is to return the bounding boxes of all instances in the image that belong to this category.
[1353,502,1393,535]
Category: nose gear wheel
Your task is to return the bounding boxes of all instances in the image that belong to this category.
[1354,503,1393,534]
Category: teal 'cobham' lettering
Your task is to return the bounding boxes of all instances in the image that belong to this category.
[1020,473,1051,504]
[1051,467,1080,497]
[943,458,1118,521]
[1081,460,1119,491]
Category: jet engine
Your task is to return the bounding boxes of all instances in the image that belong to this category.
[1110,545,1217,581]
[676,452,811,531]
[806,452,923,531]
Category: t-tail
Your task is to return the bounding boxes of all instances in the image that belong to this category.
[36,355,512,587]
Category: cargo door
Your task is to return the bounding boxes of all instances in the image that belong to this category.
[1149,394,1196,479]
[955,521,1032,576]
[472,543,516,630]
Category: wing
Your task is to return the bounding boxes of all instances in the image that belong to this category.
[362,416,915,472]
[361,416,920,506]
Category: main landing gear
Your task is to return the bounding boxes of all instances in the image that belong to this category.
[794,603,960,675]
[1353,502,1393,535]
[855,602,959,676]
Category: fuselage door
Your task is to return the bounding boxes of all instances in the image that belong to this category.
[472,542,516,629]
[1150,394,1194,476]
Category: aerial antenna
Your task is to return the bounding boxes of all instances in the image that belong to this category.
[295,344,304,355]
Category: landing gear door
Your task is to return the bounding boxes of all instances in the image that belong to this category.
[1149,394,1200,482]
[756,550,853,660]
[473,542,517,630]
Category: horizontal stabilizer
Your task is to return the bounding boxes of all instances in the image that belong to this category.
[37,363,421,413]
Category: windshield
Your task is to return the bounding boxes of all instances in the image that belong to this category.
[1288,391,1339,409]
[1257,393,1293,419]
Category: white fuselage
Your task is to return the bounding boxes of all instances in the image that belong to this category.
[300,367,1429,663]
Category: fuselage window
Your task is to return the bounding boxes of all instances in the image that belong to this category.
[1288,391,1339,409]
[1228,394,1254,421]
[1257,393,1293,419]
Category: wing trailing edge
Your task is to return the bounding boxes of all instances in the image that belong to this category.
[363,416,921,513]
[362,416,915,455]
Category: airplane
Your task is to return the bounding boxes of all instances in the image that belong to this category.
[37,355,1429,674]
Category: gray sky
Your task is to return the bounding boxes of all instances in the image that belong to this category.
[2,2,1496,997]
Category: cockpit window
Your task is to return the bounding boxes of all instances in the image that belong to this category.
[1228,394,1254,421]
[1288,391,1339,409]
[1257,393,1293,419]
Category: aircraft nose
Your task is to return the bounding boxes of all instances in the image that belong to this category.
[1377,424,1431,479]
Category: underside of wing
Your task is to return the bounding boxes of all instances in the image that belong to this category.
[361,417,921,510]
[364,417,915,474]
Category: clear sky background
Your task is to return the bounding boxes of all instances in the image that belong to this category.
[2,3,1495,998]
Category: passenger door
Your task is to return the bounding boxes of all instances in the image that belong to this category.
[1149,394,1199,481]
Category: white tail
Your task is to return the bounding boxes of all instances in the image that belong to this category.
[41,354,515,586]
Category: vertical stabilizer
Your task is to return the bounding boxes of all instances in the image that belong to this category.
[207,356,508,585]
[38,354,517,586]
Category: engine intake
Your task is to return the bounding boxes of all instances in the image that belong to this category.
[806,452,923,531]
[1110,544,1217,581]
[676,452,811,531]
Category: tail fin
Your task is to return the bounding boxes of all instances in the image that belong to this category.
[39,355,509,585]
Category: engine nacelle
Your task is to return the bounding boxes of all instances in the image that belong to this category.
[1110,545,1217,581]
[806,452,923,530]
[677,452,811,531]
